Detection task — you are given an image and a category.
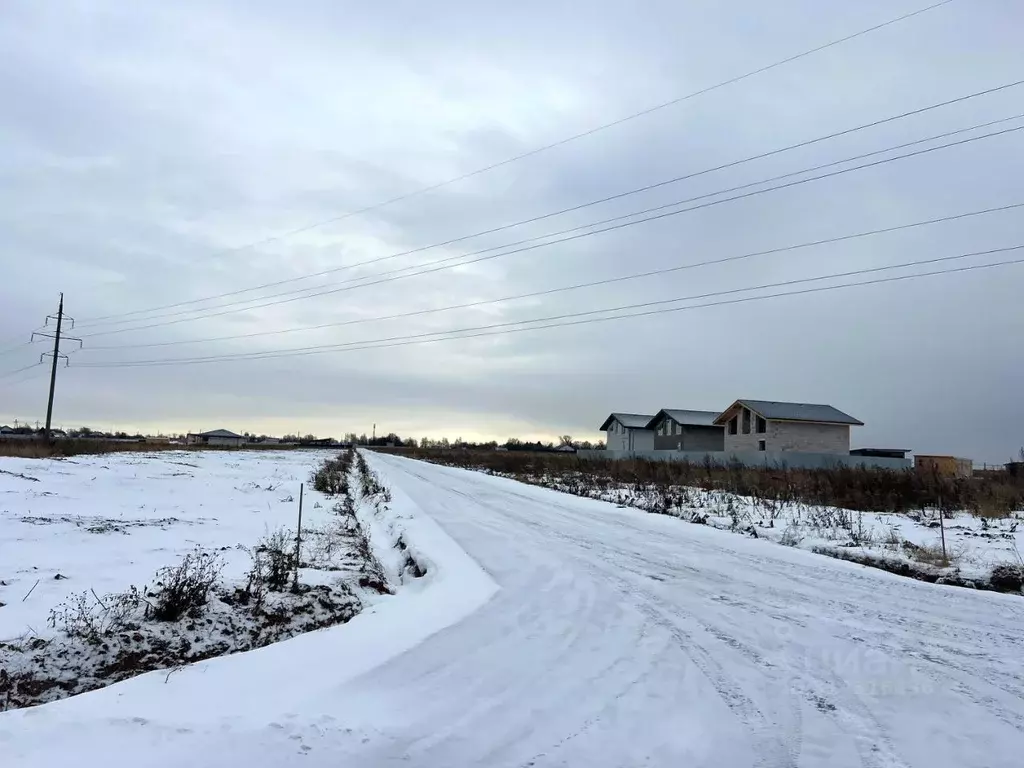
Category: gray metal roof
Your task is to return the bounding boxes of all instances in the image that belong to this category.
[599,413,655,430]
[199,429,245,438]
[716,400,863,426]
[647,409,721,429]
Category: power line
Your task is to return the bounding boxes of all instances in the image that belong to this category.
[74,0,954,326]
[0,362,43,382]
[0,363,48,397]
[79,69,1013,326]
[80,116,1024,333]
[79,201,1023,351]
[75,244,1023,368]
[77,119,1024,337]
[0,340,33,358]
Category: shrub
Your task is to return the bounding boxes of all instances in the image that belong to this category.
[881,525,903,551]
[355,451,387,499]
[778,523,804,548]
[254,529,295,592]
[150,548,223,621]
[310,450,354,496]
[989,563,1024,592]
[240,550,269,612]
[47,586,145,643]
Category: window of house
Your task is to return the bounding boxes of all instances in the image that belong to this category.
[758,440,766,452]
[742,408,751,435]
[729,416,738,435]
[671,421,677,436]
[756,416,766,434]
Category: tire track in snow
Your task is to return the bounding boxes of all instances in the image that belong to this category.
[364,454,1024,767]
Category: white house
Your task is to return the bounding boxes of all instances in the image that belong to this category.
[600,413,654,452]
[186,429,246,447]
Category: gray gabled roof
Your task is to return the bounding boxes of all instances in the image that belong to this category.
[599,413,655,431]
[715,400,864,426]
[646,409,721,429]
[199,429,245,438]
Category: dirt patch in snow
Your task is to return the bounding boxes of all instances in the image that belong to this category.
[16,514,198,534]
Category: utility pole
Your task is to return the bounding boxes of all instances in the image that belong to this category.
[44,294,64,439]
[31,293,82,441]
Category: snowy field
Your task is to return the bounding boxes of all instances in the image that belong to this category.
[2,451,1023,767]
[557,480,1024,587]
[0,449,337,640]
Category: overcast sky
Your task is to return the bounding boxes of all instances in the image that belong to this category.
[0,0,1022,460]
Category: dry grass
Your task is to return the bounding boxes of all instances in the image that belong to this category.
[907,542,958,569]
[0,439,305,459]
[972,485,1022,518]
[0,439,174,459]
[377,447,1024,517]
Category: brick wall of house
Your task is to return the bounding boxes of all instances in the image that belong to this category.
[722,406,768,452]
[723,406,850,455]
[767,421,850,454]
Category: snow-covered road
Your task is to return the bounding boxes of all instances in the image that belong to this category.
[350,454,1024,767]
[5,452,1024,767]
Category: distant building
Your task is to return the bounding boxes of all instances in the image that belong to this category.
[186,429,246,447]
[646,409,724,452]
[299,437,335,447]
[915,454,973,478]
[600,413,655,452]
[714,400,863,455]
[850,448,910,460]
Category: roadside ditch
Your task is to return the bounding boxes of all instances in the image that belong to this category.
[0,448,417,711]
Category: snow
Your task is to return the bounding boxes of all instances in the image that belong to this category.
[3,450,1024,767]
[0,450,336,640]
[524,475,1024,585]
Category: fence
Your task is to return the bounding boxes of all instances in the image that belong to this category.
[575,449,911,471]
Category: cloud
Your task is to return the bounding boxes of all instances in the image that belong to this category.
[1,0,1022,461]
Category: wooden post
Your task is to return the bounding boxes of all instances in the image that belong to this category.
[293,483,304,592]
[938,494,947,563]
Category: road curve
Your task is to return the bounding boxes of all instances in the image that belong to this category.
[332,453,1024,767]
